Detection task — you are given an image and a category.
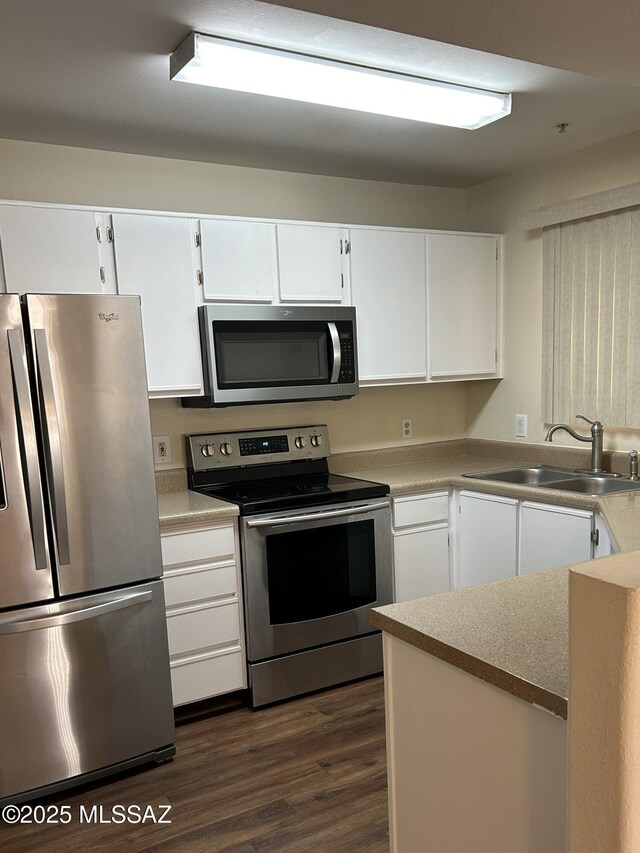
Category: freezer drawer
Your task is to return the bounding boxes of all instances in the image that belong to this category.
[0,580,174,802]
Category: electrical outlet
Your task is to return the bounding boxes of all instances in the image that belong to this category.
[401,418,413,439]
[153,435,172,464]
[515,414,528,439]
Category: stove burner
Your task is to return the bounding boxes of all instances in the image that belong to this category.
[298,483,327,493]
[238,487,293,501]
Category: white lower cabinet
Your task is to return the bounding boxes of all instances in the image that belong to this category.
[519,501,593,575]
[392,492,451,602]
[161,520,246,707]
[456,491,518,589]
[455,490,600,589]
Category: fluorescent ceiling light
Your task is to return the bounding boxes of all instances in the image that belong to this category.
[170,33,512,130]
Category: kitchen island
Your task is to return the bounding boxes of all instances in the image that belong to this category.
[370,571,568,853]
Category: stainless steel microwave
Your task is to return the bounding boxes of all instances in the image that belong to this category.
[183,305,359,407]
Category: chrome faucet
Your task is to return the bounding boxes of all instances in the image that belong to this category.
[545,415,606,474]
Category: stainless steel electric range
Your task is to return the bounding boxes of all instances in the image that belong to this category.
[187,425,393,707]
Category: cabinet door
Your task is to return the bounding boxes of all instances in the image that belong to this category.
[394,525,450,602]
[427,234,499,380]
[277,224,346,302]
[519,502,593,575]
[457,491,517,589]
[112,214,203,397]
[350,229,426,383]
[0,205,111,294]
[200,219,277,302]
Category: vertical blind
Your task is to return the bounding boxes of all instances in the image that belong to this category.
[542,206,640,426]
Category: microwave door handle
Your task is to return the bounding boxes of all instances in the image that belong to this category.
[328,322,341,383]
[7,329,49,570]
[34,328,71,566]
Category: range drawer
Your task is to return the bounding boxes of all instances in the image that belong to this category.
[170,646,245,707]
[393,491,449,529]
[161,523,235,568]
[163,563,237,607]
[167,601,240,658]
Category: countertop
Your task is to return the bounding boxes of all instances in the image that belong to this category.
[370,569,570,718]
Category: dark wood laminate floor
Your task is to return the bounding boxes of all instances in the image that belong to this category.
[1,676,389,853]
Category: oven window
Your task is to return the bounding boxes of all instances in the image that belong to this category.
[213,322,330,388]
[266,519,376,624]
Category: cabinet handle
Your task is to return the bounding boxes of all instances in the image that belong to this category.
[340,238,343,254]
[345,240,351,254]
[195,232,201,248]
[99,266,106,283]
[96,225,102,243]
[197,270,204,285]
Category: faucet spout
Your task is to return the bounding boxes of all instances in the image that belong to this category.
[544,415,605,474]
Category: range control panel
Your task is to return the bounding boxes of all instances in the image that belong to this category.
[187,425,331,471]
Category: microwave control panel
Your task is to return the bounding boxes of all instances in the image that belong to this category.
[336,322,356,383]
[187,425,331,471]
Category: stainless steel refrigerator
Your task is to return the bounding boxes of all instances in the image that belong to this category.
[0,293,175,805]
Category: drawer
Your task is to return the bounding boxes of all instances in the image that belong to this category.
[393,492,449,528]
[163,563,237,607]
[170,646,245,706]
[167,601,240,657]
[161,524,235,568]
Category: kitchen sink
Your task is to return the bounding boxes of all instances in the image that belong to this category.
[538,476,640,495]
[463,466,582,486]
[463,466,640,495]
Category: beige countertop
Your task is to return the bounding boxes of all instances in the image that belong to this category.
[157,489,238,529]
[156,468,238,529]
[370,569,569,718]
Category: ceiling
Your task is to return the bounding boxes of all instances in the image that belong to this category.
[1,0,640,187]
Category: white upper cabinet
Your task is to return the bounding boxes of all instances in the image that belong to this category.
[276,224,348,302]
[0,205,114,294]
[200,219,277,303]
[427,234,501,380]
[111,213,203,397]
[350,228,426,384]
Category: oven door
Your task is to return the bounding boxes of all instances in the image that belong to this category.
[240,499,392,662]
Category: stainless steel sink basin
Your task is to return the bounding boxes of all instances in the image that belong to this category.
[463,466,581,486]
[539,476,640,495]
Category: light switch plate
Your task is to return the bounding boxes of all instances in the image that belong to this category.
[515,414,528,438]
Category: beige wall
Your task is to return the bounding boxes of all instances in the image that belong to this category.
[0,138,469,462]
[0,138,466,228]
[153,384,466,468]
[465,127,640,452]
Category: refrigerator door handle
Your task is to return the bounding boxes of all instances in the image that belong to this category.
[7,328,49,570]
[34,328,71,566]
[0,590,153,635]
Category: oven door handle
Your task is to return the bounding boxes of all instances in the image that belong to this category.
[245,500,390,528]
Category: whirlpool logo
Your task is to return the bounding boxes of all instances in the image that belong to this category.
[98,312,119,323]
[279,309,294,317]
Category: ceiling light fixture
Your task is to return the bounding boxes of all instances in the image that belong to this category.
[170,33,512,130]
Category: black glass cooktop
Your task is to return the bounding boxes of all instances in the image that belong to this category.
[195,472,389,516]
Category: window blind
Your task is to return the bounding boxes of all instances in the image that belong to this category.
[542,206,640,427]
